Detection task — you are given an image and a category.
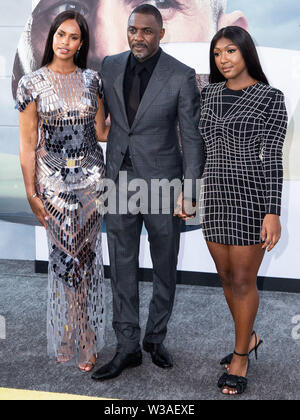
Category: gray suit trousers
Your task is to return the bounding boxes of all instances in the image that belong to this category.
[106,166,181,353]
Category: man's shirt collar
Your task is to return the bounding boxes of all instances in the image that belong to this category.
[129,47,162,73]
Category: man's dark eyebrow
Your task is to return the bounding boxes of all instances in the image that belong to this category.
[128,25,153,30]
[124,0,143,5]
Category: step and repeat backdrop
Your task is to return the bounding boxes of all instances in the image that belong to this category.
[1,0,300,281]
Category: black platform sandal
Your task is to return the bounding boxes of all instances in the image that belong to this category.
[220,331,263,368]
[218,351,249,395]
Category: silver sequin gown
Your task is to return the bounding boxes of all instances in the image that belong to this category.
[17,67,106,364]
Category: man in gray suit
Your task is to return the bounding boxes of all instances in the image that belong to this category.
[92,4,205,381]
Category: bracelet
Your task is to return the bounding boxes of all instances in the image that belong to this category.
[28,193,37,201]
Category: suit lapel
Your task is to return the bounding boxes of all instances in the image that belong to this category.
[113,51,173,130]
[113,51,131,129]
[131,51,172,130]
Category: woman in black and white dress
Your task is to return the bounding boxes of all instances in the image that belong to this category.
[199,27,288,395]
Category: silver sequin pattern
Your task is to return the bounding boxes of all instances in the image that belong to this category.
[17,67,106,364]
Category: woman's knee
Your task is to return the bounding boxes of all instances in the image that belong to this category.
[218,268,232,288]
[231,274,257,298]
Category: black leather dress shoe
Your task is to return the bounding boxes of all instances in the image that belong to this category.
[91,350,142,381]
[143,342,173,369]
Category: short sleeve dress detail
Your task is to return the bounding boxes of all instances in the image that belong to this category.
[200,82,288,246]
[17,67,105,364]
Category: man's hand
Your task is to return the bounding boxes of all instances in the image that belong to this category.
[173,192,196,220]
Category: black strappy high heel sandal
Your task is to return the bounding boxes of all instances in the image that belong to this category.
[218,351,249,395]
[220,331,263,368]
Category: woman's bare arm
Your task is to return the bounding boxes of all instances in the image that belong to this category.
[95,96,110,142]
[19,101,48,228]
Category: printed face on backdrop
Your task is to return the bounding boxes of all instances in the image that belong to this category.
[12,0,248,96]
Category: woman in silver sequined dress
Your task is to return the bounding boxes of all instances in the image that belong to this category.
[17,11,108,372]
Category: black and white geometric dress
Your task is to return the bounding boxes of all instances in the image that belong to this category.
[199,82,288,246]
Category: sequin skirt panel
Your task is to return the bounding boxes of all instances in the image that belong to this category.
[46,227,105,364]
[43,181,105,364]
[37,128,106,364]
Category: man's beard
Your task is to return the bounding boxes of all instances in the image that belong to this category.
[131,43,150,61]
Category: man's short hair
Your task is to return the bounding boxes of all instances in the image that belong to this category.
[210,0,227,24]
[129,4,163,29]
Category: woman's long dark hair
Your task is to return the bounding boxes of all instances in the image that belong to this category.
[41,11,89,69]
[209,26,269,85]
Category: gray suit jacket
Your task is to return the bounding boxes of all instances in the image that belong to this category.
[100,50,205,199]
